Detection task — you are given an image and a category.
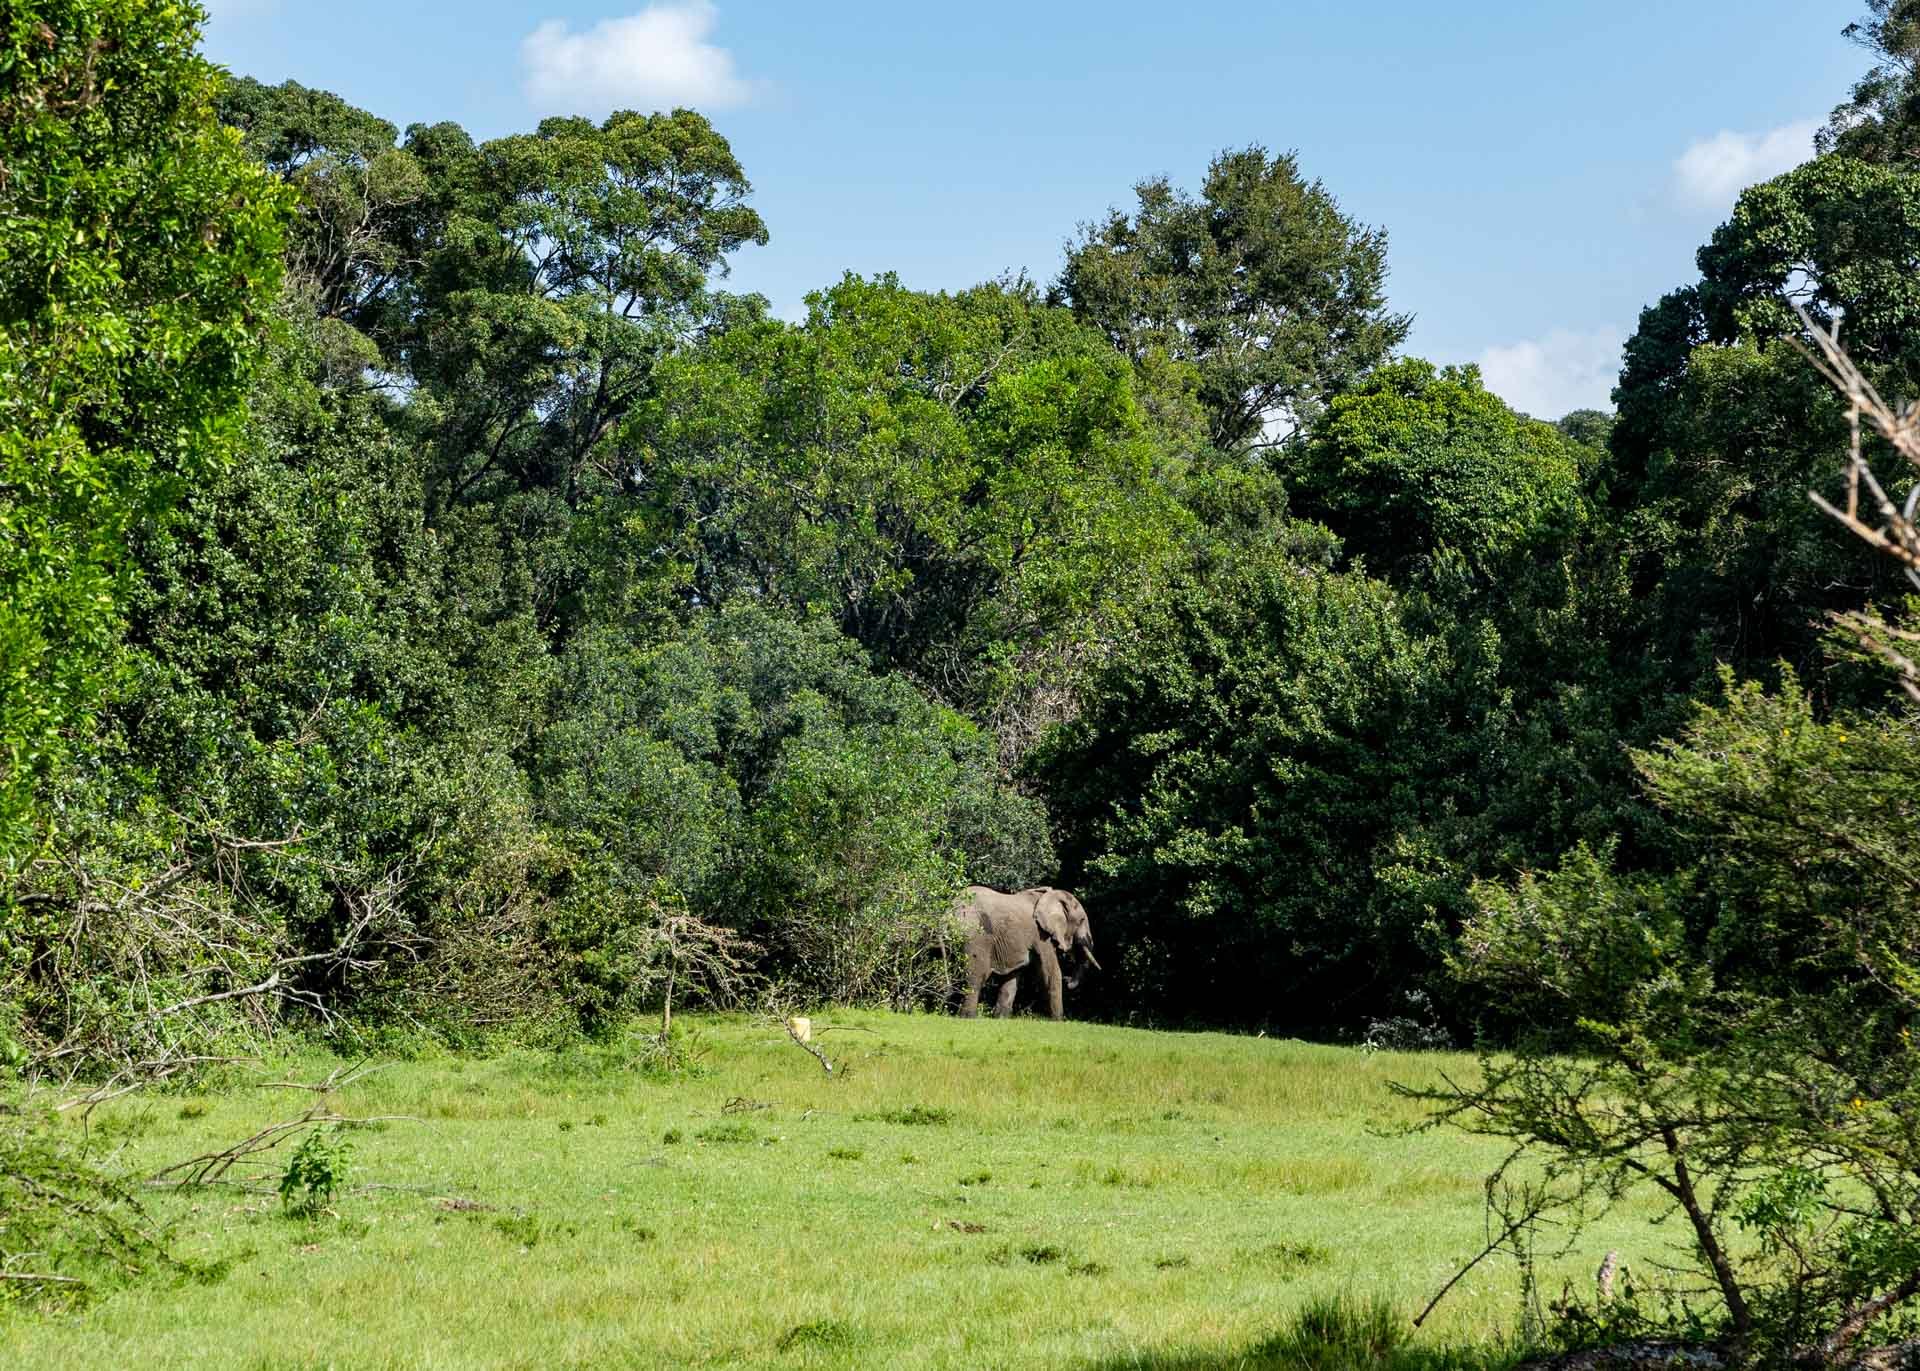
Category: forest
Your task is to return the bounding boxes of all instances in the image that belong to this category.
[8,2,1920,1366]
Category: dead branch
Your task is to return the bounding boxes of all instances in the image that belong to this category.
[756,992,838,1076]
[0,1272,85,1285]
[14,817,425,1098]
[257,1058,382,1093]
[782,1018,835,1076]
[1794,306,1920,694]
[152,974,282,1021]
[149,1106,415,1189]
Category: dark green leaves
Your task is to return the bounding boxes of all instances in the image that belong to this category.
[626,274,1188,714]
[1056,146,1409,456]
[1285,358,1587,588]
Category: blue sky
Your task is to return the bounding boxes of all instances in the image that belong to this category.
[201,1,1866,418]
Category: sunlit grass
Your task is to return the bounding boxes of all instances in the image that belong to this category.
[4,1014,1674,1369]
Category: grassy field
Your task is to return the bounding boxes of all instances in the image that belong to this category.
[2,1014,1670,1370]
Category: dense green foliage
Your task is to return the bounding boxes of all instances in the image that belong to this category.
[7,2,1920,1073]
[539,607,1052,1015]
[1038,555,1466,1027]
[1607,155,1919,701]
[1284,359,1587,588]
[1039,362,1623,1030]
[626,273,1191,724]
[0,1,288,863]
[1056,145,1409,456]
[1427,675,1920,1359]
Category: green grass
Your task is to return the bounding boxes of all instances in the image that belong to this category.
[2,1014,1669,1369]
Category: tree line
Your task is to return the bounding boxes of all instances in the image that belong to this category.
[4,0,1919,1078]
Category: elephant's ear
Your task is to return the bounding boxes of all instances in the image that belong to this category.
[1033,891,1073,956]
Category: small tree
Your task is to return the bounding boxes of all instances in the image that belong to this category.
[1407,313,1920,1364]
[747,714,969,1008]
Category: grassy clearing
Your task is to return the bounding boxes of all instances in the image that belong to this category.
[3,1014,1670,1369]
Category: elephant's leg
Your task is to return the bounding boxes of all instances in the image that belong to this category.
[992,975,1021,1018]
[1036,941,1065,1020]
[960,941,990,1018]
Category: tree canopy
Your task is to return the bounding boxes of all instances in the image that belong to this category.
[0,1,289,865]
[1055,146,1408,457]
[6,1,1920,1123]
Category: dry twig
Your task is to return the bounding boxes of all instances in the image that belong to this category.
[1793,306,1920,696]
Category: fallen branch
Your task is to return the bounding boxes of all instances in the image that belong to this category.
[755,989,844,1077]
[57,1056,263,1115]
[782,1016,835,1076]
[1512,1343,1726,1371]
[152,974,281,1021]
[156,1057,405,1191]
[150,1106,415,1189]
[257,1058,382,1093]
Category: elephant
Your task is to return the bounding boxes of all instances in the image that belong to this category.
[956,885,1100,1020]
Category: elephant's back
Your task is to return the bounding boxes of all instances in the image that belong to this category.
[957,884,1004,931]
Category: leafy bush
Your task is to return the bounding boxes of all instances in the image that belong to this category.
[1036,551,1476,1030]
[539,607,1051,1011]
[279,1127,352,1217]
[1420,673,1920,1362]
[0,0,288,862]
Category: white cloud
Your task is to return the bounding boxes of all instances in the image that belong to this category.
[1671,119,1819,211]
[1476,328,1624,420]
[522,3,755,116]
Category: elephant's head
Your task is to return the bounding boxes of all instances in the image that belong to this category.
[1032,888,1100,983]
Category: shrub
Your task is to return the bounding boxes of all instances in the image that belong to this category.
[1415,674,1920,1361]
[1257,1295,1409,1371]
[540,608,1051,1012]
[279,1127,352,1217]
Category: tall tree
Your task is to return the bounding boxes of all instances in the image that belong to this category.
[397,109,768,512]
[1055,146,1408,457]
[216,77,424,347]
[1283,358,1587,590]
[1605,157,1918,699]
[0,1,288,865]
[626,273,1190,723]
[1820,0,1920,166]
